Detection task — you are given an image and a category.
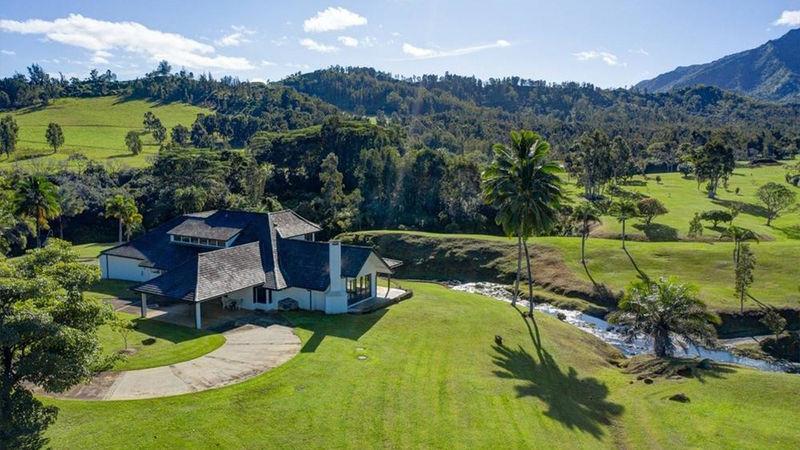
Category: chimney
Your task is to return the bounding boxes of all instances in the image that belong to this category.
[329,240,344,293]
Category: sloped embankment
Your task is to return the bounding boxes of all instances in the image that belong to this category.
[340,232,619,310]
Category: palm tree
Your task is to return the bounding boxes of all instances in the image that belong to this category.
[570,201,601,285]
[609,276,719,358]
[720,225,758,264]
[14,175,61,248]
[105,194,142,243]
[611,199,638,250]
[482,130,565,315]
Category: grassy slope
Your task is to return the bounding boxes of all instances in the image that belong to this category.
[4,96,209,168]
[45,282,800,448]
[98,311,225,371]
[586,161,800,241]
[357,231,800,311]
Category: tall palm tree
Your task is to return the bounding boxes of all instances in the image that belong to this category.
[609,276,719,358]
[14,175,61,248]
[611,199,638,250]
[720,225,759,264]
[482,130,565,314]
[105,194,142,243]
[570,201,601,284]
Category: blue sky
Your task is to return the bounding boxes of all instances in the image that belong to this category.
[1,1,799,87]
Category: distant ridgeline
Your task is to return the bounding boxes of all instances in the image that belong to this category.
[2,63,800,161]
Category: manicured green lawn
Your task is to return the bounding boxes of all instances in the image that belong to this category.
[586,161,800,241]
[3,96,209,169]
[44,282,800,448]
[72,242,116,263]
[358,230,800,311]
[98,311,225,371]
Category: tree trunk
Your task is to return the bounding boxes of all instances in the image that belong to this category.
[523,239,534,317]
[653,327,670,358]
[580,230,586,264]
[59,217,64,239]
[35,222,41,248]
[513,234,522,306]
[621,219,627,250]
[740,290,745,314]
[118,218,123,243]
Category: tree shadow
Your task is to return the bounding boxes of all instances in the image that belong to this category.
[289,308,387,353]
[492,311,623,439]
[774,225,800,240]
[632,223,679,241]
[711,199,769,218]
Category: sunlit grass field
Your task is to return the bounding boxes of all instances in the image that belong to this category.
[3,96,209,169]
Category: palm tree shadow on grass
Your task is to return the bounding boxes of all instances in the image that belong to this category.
[492,309,624,439]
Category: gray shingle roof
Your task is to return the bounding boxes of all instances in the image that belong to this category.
[167,218,242,241]
[270,210,322,238]
[195,242,266,301]
[120,209,397,301]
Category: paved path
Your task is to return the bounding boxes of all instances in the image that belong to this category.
[54,324,301,401]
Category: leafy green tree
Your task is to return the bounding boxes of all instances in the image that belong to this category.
[564,129,613,198]
[173,186,207,214]
[0,115,19,158]
[125,131,142,155]
[56,181,86,239]
[142,111,158,132]
[152,123,167,145]
[356,147,400,228]
[482,130,565,314]
[699,209,733,228]
[110,315,135,350]
[171,124,190,146]
[609,276,719,358]
[687,213,703,238]
[734,243,756,313]
[105,194,142,242]
[191,121,212,148]
[611,199,638,250]
[45,122,64,154]
[637,197,668,225]
[760,309,787,341]
[0,240,107,449]
[756,182,797,226]
[690,138,735,198]
[316,153,361,234]
[14,175,61,248]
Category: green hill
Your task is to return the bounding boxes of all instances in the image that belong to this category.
[44,282,800,448]
[3,96,210,168]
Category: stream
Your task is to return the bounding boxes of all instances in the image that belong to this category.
[450,282,798,374]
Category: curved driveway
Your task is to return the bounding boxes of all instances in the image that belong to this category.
[58,324,301,401]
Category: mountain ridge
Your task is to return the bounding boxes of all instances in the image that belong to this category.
[636,28,800,102]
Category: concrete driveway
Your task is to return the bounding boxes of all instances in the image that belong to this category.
[57,324,301,400]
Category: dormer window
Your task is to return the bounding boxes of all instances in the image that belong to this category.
[170,234,227,248]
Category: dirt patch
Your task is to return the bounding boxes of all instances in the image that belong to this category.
[341,232,619,308]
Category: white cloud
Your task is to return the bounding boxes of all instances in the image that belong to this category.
[299,38,338,53]
[303,7,367,33]
[628,48,649,56]
[573,50,623,66]
[215,25,255,47]
[0,14,254,70]
[1,49,15,56]
[774,10,800,26]
[90,50,112,64]
[271,35,289,46]
[337,36,359,47]
[401,39,511,60]
[261,60,276,66]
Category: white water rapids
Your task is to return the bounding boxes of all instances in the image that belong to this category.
[450,282,797,373]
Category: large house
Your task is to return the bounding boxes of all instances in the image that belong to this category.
[99,210,402,328]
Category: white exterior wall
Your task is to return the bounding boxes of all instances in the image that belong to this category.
[220,285,256,309]
[100,254,161,282]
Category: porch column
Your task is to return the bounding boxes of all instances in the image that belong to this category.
[140,293,148,318]
[195,301,202,329]
[370,272,377,297]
